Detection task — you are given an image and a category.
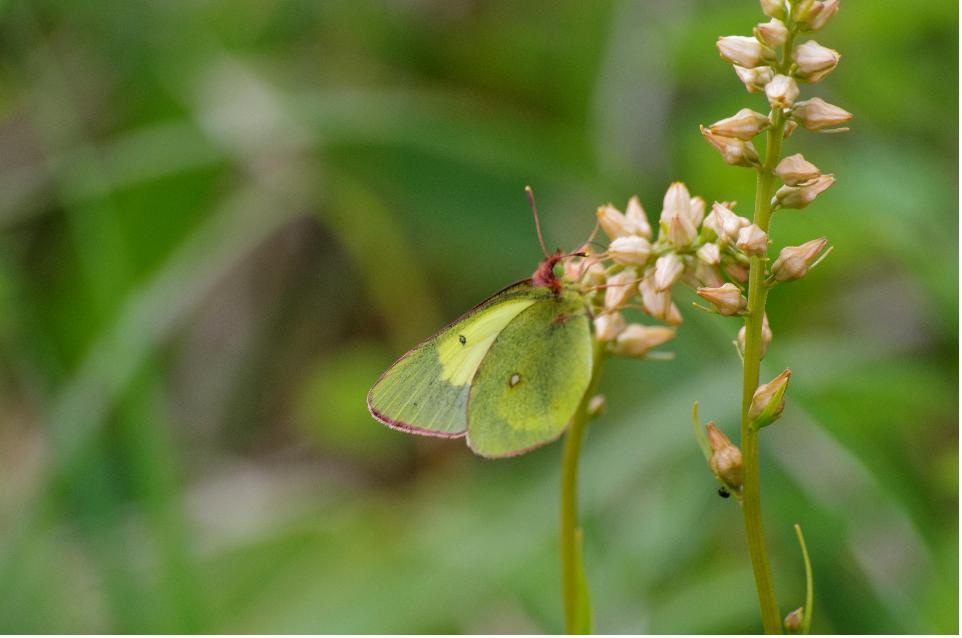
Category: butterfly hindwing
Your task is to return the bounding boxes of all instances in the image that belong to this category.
[367,282,551,437]
[466,288,593,458]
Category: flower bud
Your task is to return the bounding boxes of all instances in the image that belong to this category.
[737,312,773,359]
[774,174,835,209]
[793,40,841,82]
[771,237,829,281]
[593,311,625,342]
[791,97,853,131]
[625,195,653,239]
[693,261,725,288]
[716,35,775,68]
[733,65,774,93]
[639,277,683,325]
[784,608,804,634]
[700,126,760,167]
[725,261,750,283]
[688,196,706,226]
[706,422,743,490]
[708,108,771,141]
[806,0,839,31]
[653,253,684,291]
[660,182,690,223]
[754,18,788,48]
[613,324,676,357]
[783,119,798,138]
[608,235,652,266]
[604,270,637,310]
[587,394,606,418]
[759,0,787,19]
[775,153,821,186]
[748,368,791,429]
[765,74,799,110]
[697,242,721,266]
[696,283,747,316]
[596,204,632,240]
[585,260,607,285]
[661,183,698,247]
[736,224,769,255]
[705,202,751,243]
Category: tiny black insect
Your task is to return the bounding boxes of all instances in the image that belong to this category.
[718,487,731,499]
[459,335,466,345]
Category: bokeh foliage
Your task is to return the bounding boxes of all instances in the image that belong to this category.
[0,0,956,633]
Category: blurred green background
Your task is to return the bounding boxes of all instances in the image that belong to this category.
[0,0,956,633]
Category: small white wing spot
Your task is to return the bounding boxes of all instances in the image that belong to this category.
[509,373,521,388]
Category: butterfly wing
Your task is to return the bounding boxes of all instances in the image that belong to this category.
[368,281,552,438]
[466,287,593,458]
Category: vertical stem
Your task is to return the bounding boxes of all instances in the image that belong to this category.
[560,340,606,634]
[741,108,785,634]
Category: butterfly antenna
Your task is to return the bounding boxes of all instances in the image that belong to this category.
[525,185,550,259]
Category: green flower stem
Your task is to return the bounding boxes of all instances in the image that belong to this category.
[741,105,785,634]
[560,339,607,634]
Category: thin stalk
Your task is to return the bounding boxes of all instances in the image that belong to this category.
[560,340,607,634]
[741,107,785,635]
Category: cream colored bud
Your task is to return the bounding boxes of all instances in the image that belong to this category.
[717,35,774,68]
[738,313,773,359]
[593,311,625,342]
[604,270,637,310]
[596,204,631,240]
[668,214,698,248]
[784,608,804,634]
[706,202,751,243]
[613,324,676,357]
[771,237,829,281]
[754,18,788,48]
[625,195,653,239]
[791,97,853,131]
[709,108,771,141]
[775,174,835,209]
[661,184,698,247]
[654,253,684,291]
[759,0,787,19]
[736,224,769,255]
[700,126,760,168]
[697,283,747,316]
[706,422,743,490]
[609,235,652,266]
[694,261,725,288]
[765,74,800,110]
[587,394,606,418]
[688,196,706,226]
[775,153,821,186]
[783,119,798,138]
[639,277,683,325]
[725,261,750,283]
[793,40,841,82]
[697,242,721,265]
[733,65,775,93]
[660,182,691,224]
[807,0,839,31]
[748,368,791,428]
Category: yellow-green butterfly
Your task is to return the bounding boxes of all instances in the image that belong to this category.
[367,189,593,458]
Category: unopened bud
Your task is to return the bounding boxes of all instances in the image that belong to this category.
[609,235,652,266]
[775,174,835,209]
[771,237,829,281]
[604,270,637,310]
[793,40,841,82]
[613,324,676,357]
[700,126,760,167]
[705,202,751,243]
[738,313,773,359]
[765,74,800,110]
[693,261,725,288]
[625,195,653,239]
[754,18,788,48]
[688,196,706,226]
[593,311,625,342]
[736,224,769,255]
[725,261,750,283]
[806,0,839,31]
[596,204,632,240]
[775,153,821,186]
[759,0,787,19]
[706,422,743,489]
[639,277,683,325]
[734,65,774,93]
[783,119,798,138]
[748,368,791,428]
[660,184,698,248]
[697,283,747,316]
[654,253,684,291]
[697,242,721,265]
[709,108,771,141]
[660,182,690,223]
[587,394,606,418]
[792,97,853,131]
[716,35,775,68]
[784,607,804,634]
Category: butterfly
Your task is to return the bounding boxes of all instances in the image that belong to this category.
[367,188,595,458]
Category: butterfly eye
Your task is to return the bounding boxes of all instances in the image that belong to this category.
[552,262,565,279]
[718,487,731,499]
[459,335,467,345]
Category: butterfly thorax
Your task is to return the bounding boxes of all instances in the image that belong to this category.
[532,250,565,295]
